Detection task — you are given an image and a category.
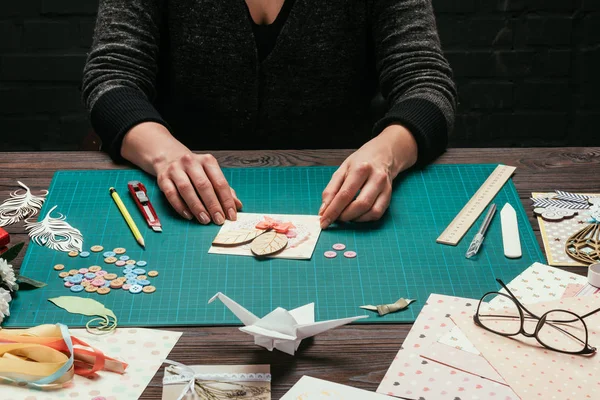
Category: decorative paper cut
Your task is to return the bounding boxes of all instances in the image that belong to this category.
[48,296,117,334]
[532,192,600,266]
[209,213,321,260]
[162,362,271,400]
[250,230,288,256]
[533,206,578,221]
[453,294,600,400]
[554,190,590,204]
[437,325,481,354]
[25,205,83,252]
[208,292,366,355]
[487,262,587,309]
[360,298,415,316]
[565,222,600,265]
[561,283,585,299]
[281,376,390,400]
[377,294,518,400]
[0,327,181,400]
[0,181,47,227]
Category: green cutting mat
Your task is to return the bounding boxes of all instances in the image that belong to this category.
[6,165,544,327]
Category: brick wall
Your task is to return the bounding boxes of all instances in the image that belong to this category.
[0,0,598,151]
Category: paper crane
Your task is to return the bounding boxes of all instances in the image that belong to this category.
[208,292,368,355]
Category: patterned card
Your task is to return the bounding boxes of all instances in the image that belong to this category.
[208,213,321,259]
[377,294,518,400]
[281,376,390,399]
[1,327,182,400]
[487,262,587,309]
[533,192,600,266]
[453,295,600,400]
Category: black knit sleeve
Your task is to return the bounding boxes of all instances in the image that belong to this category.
[370,0,457,166]
[81,0,167,162]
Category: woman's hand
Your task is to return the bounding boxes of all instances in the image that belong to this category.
[121,122,242,224]
[319,124,418,229]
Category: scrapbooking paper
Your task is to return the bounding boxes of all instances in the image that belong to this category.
[162,364,270,400]
[281,376,390,400]
[437,325,480,354]
[562,283,585,298]
[208,213,321,259]
[533,192,600,266]
[2,327,181,400]
[487,262,587,309]
[377,294,518,400]
[453,294,600,400]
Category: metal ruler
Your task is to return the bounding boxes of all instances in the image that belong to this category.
[437,165,517,246]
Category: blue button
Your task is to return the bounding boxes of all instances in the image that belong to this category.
[79,251,90,258]
[125,273,138,280]
[132,268,146,275]
[70,276,83,284]
[126,278,138,285]
[103,281,111,287]
[136,279,150,286]
[70,285,84,293]
[73,274,83,279]
[119,255,130,261]
[122,268,134,275]
[103,251,116,258]
[129,284,143,294]
[63,276,72,282]
[84,273,96,279]
[136,260,147,267]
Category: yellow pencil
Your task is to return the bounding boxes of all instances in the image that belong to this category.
[109,187,145,248]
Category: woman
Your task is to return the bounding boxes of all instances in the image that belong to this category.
[82,0,456,229]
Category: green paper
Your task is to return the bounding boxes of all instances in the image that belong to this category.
[1,242,24,263]
[48,296,117,333]
[17,275,47,288]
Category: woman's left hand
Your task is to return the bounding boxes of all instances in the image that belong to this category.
[319,125,418,228]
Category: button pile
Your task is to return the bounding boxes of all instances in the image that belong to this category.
[56,246,158,295]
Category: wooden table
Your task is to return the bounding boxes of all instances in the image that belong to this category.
[1,148,599,399]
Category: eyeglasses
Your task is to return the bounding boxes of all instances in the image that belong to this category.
[473,279,600,356]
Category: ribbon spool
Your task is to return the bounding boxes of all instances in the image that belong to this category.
[588,263,600,288]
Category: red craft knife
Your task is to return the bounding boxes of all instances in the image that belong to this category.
[127,181,162,232]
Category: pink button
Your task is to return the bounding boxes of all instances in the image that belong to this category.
[78,268,89,274]
[324,251,337,258]
[64,281,74,288]
[332,243,346,251]
[95,270,107,276]
[115,260,126,267]
[91,279,105,287]
[122,284,131,290]
[343,251,357,258]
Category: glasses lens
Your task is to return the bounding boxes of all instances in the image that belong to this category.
[477,293,522,335]
[537,311,587,353]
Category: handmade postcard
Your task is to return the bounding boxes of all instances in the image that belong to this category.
[208,213,321,260]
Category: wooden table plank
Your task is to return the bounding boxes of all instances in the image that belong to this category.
[1,147,599,398]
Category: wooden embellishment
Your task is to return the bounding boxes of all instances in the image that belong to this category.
[565,223,600,265]
[250,231,288,256]
[212,229,266,246]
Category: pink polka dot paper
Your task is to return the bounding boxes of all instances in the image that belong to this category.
[1,328,181,400]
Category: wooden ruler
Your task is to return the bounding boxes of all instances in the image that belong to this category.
[437,164,517,246]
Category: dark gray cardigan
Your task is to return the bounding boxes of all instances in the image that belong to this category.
[82,0,456,164]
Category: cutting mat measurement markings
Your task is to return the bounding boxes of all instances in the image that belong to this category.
[437,165,517,246]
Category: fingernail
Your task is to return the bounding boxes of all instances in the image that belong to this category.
[318,203,326,215]
[227,208,237,221]
[320,218,331,229]
[182,210,193,220]
[214,212,225,225]
[199,212,210,225]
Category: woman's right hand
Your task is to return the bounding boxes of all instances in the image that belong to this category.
[121,122,242,225]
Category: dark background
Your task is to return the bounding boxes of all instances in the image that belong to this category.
[0,0,598,151]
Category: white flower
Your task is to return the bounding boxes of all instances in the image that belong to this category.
[0,258,17,290]
[0,287,11,324]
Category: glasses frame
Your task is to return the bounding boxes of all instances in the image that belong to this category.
[473,278,600,356]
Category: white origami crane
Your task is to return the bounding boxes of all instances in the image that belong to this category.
[208,292,368,355]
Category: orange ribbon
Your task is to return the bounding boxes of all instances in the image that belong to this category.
[255,216,296,234]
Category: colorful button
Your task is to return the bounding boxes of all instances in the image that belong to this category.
[126,279,138,285]
[129,285,143,294]
[70,285,84,293]
[324,251,337,258]
[136,279,150,286]
[132,268,146,275]
[64,281,74,288]
[136,260,147,267]
[53,264,65,271]
[103,281,111,287]
[110,280,123,289]
[84,272,96,279]
[104,256,117,264]
[81,280,90,287]
[68,250,79,257]
[58,272,69,278]
[125,260,136,265]
[137,275,147,280]
[97,287,111,295]
[122,284,131,290]
[79,251,90,258]
[116,277,127,283]
[147,270,159,277]
[118,255,130,261]
[123,268,134,275]
[89,266,102,272]
[70,275,83,284]
[63,276,73,282]
[91,279,105,287]
[125,273,138,280]
[332,243,346,251]
[90,245,104,252]
[68,269,79,276]
[103,251,116,258]
[104,273,118,280]
[78,268,89,274]
[115,260,126,267]
[95,270,107,276]
[85,285,98,293]
[343,251,357,258]
[113,247,126,254]
[142,285,156,294]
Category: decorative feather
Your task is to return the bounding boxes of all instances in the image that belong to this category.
[24,205,83,252]
[0,181,48,227]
